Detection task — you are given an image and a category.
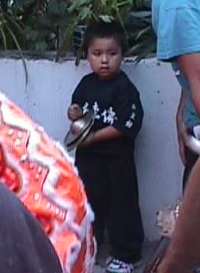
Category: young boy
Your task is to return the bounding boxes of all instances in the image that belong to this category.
[68,21,144,273]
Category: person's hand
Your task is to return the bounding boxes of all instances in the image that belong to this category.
[156,208,177,238]
[78,132,95,148]
[67,104,83,121]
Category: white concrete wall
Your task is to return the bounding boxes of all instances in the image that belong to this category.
[0,57,183,241]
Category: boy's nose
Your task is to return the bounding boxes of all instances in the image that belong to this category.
[101,54,108,63]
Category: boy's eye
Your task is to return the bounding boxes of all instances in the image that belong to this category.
[92,51,101,56]
[110,52,117,56]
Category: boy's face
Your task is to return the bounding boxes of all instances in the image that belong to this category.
[87,37,122,80]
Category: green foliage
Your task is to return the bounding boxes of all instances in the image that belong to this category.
[59,0,138,59]
[0,0,155,62]
[127,9,156,61]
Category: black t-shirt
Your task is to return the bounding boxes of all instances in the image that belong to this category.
[72,71,143,156]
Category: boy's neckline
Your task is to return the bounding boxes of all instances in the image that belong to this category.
[93,70,123,81]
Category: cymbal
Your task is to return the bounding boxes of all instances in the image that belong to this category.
[64,110,95,152]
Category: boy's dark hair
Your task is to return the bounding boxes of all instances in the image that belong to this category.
[83,21,127,56]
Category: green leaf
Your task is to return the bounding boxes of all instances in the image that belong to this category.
[68,0,91,13]
[5,23,28,84]
[79,6,92,21]
[0,25,7,49]
[47,0,67,17]
[135,25,151,40]
[35,41,48,51]
[99,15,114,22]
[14,0,28,8]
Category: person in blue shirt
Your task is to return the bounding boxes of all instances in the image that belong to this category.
[152,1,200,273]
[153,0,200,190]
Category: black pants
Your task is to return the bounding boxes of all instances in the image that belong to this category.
[76,152,144,263]
[0,183,62,273]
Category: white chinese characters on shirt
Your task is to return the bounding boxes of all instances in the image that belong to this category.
[82,101,136,128]
[83,101,117,125]
[101,107,117,125]
[125,104,136,129]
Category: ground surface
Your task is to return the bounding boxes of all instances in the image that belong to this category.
[94,241,158,273]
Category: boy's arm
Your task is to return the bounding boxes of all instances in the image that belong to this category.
[112,83,144,139]
[67,77,86,120]
[80,126,123,147]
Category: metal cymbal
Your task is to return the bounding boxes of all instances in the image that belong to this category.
[64,110,95,152]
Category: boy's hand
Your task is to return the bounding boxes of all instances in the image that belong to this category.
[67,104,83,121]
[79,132,95,148]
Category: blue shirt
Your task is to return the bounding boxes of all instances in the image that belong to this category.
[152,0,200,127]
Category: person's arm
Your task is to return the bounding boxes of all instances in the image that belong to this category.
[80,126,123,147]
[176,89,188,165]
[178,54,200,116]
[158,157,200,273]
[158,54,200,273]
[66,76,87,121]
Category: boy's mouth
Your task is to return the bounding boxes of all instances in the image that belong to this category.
[100,67,109,71]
